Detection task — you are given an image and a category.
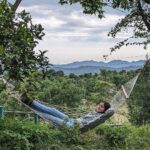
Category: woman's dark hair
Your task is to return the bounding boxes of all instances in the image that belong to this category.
[103,101,111,111]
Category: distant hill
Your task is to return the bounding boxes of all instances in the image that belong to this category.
[48,60,145,75]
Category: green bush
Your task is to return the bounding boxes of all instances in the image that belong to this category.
[0,119,89,150]
[0,119,61,150]
[96,125,131,149]
[125,126,150,150]
[96,125,150,150]
[0,119,150,150]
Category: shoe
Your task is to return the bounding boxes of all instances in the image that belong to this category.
[20,92,33,106]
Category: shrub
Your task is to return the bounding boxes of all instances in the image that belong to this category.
[96,125,131,149]
[0,119,150,150]
[125,125,150,150]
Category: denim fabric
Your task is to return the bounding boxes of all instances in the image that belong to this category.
[66,119,75,127]
[40,113,75,127]
[40,112,65,127]
[31,100,75,127]
[31,100,69,119]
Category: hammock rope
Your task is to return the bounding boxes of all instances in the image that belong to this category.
[1,58,149,128]
[111,73,140,112]
[0,73,139,118]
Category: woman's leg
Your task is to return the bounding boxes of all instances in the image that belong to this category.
[31,100,69,120]
[41,112,75,128]
[41,113,65,127]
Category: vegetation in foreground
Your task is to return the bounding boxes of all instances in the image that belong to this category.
[0,119,150,150]
[0,67,149,150]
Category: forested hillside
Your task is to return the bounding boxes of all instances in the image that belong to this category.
[52,60,145,75]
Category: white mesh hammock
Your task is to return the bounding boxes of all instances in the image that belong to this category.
[0,72,140,131]
[111,73,140,112]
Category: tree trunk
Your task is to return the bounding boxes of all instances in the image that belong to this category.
[11,0,22,12]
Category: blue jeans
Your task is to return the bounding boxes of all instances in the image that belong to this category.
[31,100,75,127]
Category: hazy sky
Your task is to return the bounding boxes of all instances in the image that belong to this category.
[11,0,150,64]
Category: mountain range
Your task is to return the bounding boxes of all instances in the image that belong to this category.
[49,60,145,75]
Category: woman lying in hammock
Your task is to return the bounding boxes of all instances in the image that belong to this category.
[21,93,114,132]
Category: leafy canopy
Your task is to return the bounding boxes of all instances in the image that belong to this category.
[0,0,49,81]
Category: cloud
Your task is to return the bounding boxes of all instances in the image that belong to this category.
[18,5,41,12]
[15,0,146,64]
[33,17,66,29]
[69,11,123,28]
[18,3,124,37]
[17,1,126,44]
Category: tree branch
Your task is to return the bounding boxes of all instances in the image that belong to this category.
[138,0,150,31]
[11,0,22,12]
[144,0,150,4]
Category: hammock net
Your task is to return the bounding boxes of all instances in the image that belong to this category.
[0,71,140,115]
[111,73,140,112]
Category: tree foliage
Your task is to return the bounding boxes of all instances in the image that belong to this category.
[108,0,150,52]
[0,0,48,81]
[128,59,150,125]
[59,0,150,52]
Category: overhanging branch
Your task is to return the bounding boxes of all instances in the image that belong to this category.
[11,0,22,12]
[144,0,150,4]
[138,0,150,31]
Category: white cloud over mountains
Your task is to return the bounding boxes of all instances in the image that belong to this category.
[18,3,124,42]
